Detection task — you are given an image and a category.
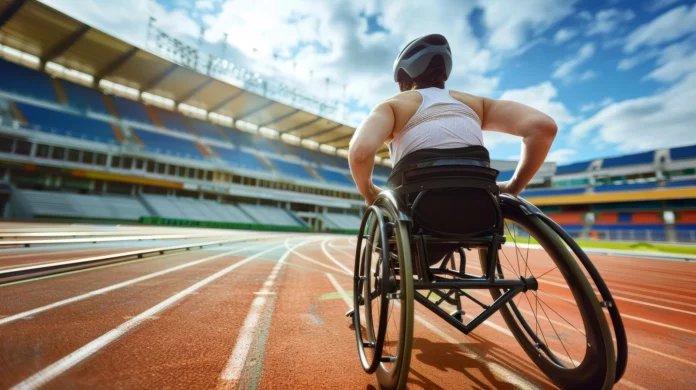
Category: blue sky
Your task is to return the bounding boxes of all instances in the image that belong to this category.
[41,0,696,165]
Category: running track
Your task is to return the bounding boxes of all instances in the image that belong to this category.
[0,223,694,389]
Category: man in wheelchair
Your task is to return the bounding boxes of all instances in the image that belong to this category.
[345,34,627,390]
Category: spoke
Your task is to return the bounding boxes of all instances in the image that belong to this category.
[535,266,559,280]
[536,295,586,337]
[524,231,531,279]
[534,291,576,368]
[506,222,522,277]
[499,247,520,278]
[538,288,577,307]
[522,293,539,341]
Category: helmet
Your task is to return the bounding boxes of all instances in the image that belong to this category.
[393,34,452,82]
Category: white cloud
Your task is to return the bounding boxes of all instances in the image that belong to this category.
[570,72,696,151]
[617,49,660,70]
[624,4,696,52]
[645,39,696,82]
[554,28,577,44]
[646,0,683,12]
[586,8,635,36]
[580,97,614,112]
[477,0,577,51]
[552,43,595,81]
[195,0,215,10]
[546,148,577,163]
[498,81,576,126]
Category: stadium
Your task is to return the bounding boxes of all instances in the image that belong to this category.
[0,0,694,389]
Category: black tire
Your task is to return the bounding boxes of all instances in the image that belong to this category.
[353,197,414,390]
[482,207,616,390]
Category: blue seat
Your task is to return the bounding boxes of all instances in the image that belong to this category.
[134,129,203,159]
[594,182,657,193]
[601,151,654,169]
[154,108,190,134]
[670,144,696,161]
[666,179,696,188]
[317,167,353,185]
[0,60,57,103]
[497,170,514,181]
[62,80,110,115]
[189,118,224,141]
[270,158,315,180]
[18,102,118,144]
[521,187,586,197]
[113,96,153,124]
[215,147,268,172]
[556,160,592,174]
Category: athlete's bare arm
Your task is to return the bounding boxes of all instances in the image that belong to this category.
[348,101,395,205]
[479,96,558,195]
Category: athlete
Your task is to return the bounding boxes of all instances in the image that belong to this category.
[348,34,558,205]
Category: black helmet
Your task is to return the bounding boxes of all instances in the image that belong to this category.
[393,34,452,82]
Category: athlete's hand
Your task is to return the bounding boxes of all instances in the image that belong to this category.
[365,183,383,206]
[497,181,521,196]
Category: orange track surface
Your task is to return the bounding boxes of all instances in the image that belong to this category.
[0,223,694,389]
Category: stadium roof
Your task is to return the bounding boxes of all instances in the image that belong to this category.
[0,0,390,158]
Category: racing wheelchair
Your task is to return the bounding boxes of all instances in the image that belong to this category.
[348,146,627,390]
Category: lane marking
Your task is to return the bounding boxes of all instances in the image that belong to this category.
[0,242,268,326]
[219,238,311,383]
[325,273,540,390]
[287,244,347,275]
[320,238,353,275]
[9,243,289,390]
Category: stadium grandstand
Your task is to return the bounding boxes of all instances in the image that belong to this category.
[0,0,694,243]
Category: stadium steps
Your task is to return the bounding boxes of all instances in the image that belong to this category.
[195,142,213,158]
[145,105,165,128]
[109,123,126,144]
[102,95,120,119]
[127,128,145,147]
[180,115,199,136]
[255,154,275,171]
[51,79,68,105]
[304,165,324,181]
[9,102,28,126]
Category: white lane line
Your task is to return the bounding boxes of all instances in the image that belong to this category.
[538,279,696,316]
[0,242,269,326]
[287,243,348,275]
[464,290,696,368]
[325,273,540,390]
[467,264,696,326]
[219,238,309,382]
[9,243,288,390]
[321,238,353,275]
[327,273,353,308]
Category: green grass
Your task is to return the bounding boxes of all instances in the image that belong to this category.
[572,240,696,256]
[509,235,696,256]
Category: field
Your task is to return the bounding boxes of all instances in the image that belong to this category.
[0,222,694,389]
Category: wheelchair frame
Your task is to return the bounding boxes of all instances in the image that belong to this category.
[351,190,628,390]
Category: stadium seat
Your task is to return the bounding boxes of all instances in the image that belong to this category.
[670,144,696,161]
[547,212,585,225]
[316,167,353,186]
[601,151,654,169]
[188,118,225,142]
[15,189,149,220]
[62,80,110,115]
[0,60,57,103]
[268,158,316,181]
[556,160,592,174]
[238,204,304,227]
[666,179,696,188]
[498,170,514,181]
[521,187,586,197]
[112,96,154,124]
[593,182,657,193]
[134,129,204,159]
[17,102,119,144]
[214,147,269,172]
[152,107,191,134]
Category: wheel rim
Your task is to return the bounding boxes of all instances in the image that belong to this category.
[479,210,614,389]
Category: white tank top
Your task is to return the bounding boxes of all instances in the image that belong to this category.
[388,87,484,165]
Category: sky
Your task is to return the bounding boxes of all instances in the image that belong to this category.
[39,0,696,164]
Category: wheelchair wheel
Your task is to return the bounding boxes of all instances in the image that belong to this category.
[480,207,616,390]
[353,196,414,390]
